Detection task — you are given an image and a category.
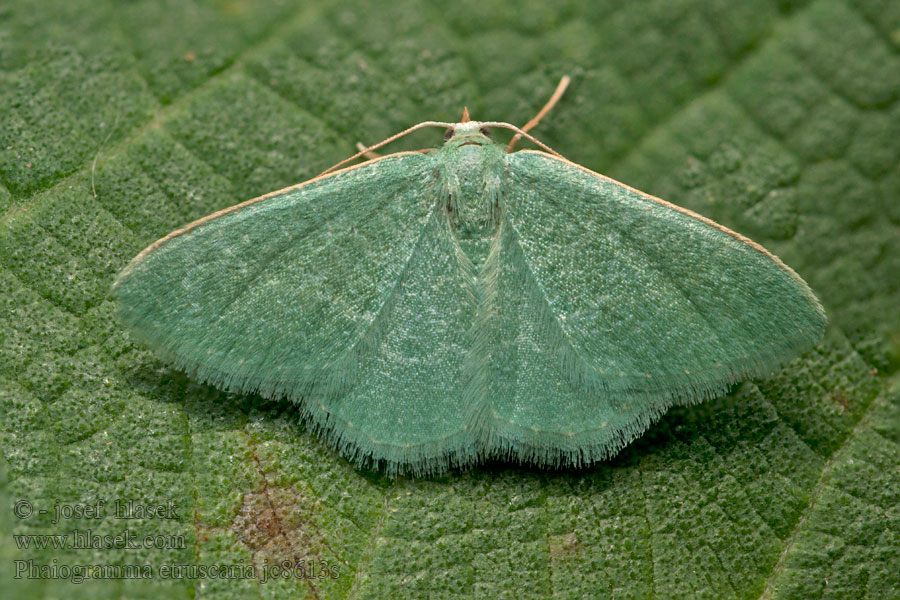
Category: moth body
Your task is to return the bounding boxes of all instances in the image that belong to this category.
[439,125,504,237]
[113,112,826,477]
[435,122,506,269]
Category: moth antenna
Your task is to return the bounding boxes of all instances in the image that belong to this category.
[506,75,570,153]
[318,121,453,176]
[481,121,565,159]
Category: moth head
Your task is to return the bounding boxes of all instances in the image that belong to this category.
[443,118,492,147]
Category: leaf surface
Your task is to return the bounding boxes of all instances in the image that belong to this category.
[1,0,898,598]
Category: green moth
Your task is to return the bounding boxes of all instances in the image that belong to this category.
[113,80,826,476]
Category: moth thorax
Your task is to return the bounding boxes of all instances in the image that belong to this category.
[445,151,501,239]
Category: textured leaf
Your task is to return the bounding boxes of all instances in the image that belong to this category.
[1,0,898,598]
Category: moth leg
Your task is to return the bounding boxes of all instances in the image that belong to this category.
[506,75,570,152]
[355,141,382,160]
[355,142,433,161]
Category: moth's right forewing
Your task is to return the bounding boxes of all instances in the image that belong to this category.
[113,152,439,402]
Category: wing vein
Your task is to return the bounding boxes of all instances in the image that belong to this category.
[501,216,604,389]
[327,202,441,378]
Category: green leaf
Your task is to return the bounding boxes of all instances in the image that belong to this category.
[1,0,897,598]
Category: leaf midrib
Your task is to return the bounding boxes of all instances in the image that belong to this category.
[757,377,885,599]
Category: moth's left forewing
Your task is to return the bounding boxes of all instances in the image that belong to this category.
[502,149,826,399]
